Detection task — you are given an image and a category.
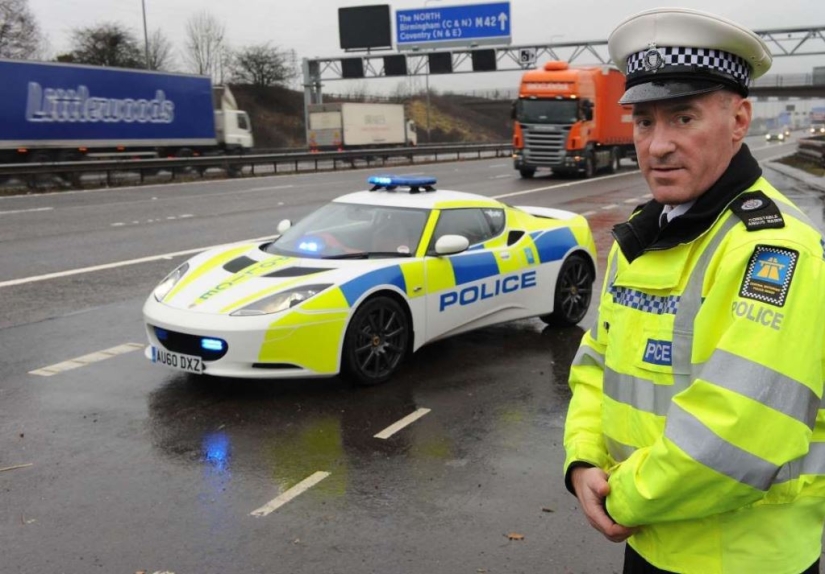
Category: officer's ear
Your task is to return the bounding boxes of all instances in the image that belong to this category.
[730,94,752,144]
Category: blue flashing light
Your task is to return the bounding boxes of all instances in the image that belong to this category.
[201,338,225,352]
[298,240,320,252]
[367,175,437,193]
[154,327,169,341]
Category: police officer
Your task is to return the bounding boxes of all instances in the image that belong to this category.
[563,8,825,574]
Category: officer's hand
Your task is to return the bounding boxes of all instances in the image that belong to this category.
[570,466,637,543]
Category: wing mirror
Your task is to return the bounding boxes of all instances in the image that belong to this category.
[434,234,470,256]
[276,219,292,235]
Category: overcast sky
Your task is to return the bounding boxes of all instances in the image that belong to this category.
[28,0,825,100]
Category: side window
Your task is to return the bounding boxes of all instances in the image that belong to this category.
[482,208,506,237]
[429,208,494,250]
[237,113,249,131]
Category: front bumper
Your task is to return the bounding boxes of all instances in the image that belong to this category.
[142,296,346,379]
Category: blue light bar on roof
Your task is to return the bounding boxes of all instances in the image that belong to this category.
[367,175,437,193]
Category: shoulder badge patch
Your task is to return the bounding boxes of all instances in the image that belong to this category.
[730,191,785,231]
[739,245,799,307]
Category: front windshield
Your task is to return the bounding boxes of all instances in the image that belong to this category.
[266,202,429,259]
[517,99,579,124]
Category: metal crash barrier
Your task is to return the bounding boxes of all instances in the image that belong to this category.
[0,143,512,190]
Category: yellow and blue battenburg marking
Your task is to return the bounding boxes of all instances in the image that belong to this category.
[739,244,799,307]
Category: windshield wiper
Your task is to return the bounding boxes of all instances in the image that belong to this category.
[322,251,413,259]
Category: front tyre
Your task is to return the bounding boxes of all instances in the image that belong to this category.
[541,254,594,327]
[342,296,410,386]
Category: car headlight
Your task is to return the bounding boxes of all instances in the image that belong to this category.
[765,134,771,140]
[153,262,189,302]
[230,284,331,316]
[779,134,784,140]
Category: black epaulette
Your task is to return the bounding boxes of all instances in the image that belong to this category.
[729,191,785,231]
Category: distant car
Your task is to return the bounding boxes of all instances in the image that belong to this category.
[811,124,825,135]
[143,176,598,385]
[765,132,785,142]
[783,127,791,138]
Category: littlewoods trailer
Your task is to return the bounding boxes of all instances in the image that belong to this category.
[0,58,252,165]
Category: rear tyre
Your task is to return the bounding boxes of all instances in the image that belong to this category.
[519,167,536,179]
[541,253,594,327]
[342,296,410,386]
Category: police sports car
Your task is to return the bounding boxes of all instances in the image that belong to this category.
[143,176,597,385]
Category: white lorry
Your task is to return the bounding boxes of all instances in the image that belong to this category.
[307,103,417,150]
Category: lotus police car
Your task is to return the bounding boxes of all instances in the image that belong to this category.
[143,176,597,385]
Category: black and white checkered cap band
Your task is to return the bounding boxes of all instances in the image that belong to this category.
[626,46,750,86]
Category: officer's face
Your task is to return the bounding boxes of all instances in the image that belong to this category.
[632,91,751,205]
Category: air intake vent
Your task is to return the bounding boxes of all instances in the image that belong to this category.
[264,267,331,278]
[223,256,257,273]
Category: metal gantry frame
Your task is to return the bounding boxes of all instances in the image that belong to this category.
[302,25,825,141]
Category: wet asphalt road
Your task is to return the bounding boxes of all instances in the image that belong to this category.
[1,135,820,574]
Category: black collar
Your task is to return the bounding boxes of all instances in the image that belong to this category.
[612,144,762,262]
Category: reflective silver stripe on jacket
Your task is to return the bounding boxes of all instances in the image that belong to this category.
[695,349,819,429]
[603,368,685,417]
[604,435,637,463]
[665,404,780,491]
[590,251,619,340]
[571,345,605,369]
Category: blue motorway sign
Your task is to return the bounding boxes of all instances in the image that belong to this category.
[396,2,511,50]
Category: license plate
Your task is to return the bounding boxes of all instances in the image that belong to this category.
[151,346,204,374]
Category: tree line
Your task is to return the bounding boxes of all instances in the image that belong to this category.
[0,0,297,87]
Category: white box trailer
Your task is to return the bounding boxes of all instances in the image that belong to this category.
[308,103,416,149]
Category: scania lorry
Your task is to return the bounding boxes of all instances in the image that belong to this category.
[0,58,253,166]
[307,103,417,150]
[512,61,634,178]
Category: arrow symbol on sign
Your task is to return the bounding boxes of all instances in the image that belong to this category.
[498,12,508,31]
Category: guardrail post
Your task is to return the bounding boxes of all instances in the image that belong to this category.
[106,169,112,187]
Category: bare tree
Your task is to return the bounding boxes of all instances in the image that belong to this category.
[0,0,46,59]
[68,22,143,68]
[183,11,226,81]
[146,28,174,71]
[229,43,296,87]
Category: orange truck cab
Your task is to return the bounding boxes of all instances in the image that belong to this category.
[512,61,634,179]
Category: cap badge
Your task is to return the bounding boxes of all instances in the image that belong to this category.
[642,45,665,72]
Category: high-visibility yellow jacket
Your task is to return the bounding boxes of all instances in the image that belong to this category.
[564,150,825,574]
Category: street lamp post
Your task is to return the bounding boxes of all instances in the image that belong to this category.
[141,0,150,69]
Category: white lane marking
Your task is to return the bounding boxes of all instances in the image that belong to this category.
[0,207,53,215]
[250,471,330,517]
[111,214,194,227]
[492,170,639,200]
[374,408,431,440]
[29,343,145,376]
[624,197,641,204]
[487,163,507,168]
[600,204,618,210]
[234,185,295,194]
[580,210,596,217]
[491,174,513,179]
[0,235,276,288]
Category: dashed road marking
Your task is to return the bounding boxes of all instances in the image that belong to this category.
[600,204,618,210]
[0,207,53,215]
[29,343,145,376]
[580,210,597,217]
[250,471,331,517]
[491,170,639,200]
[0,234,276,288]
[374,408,431,439]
